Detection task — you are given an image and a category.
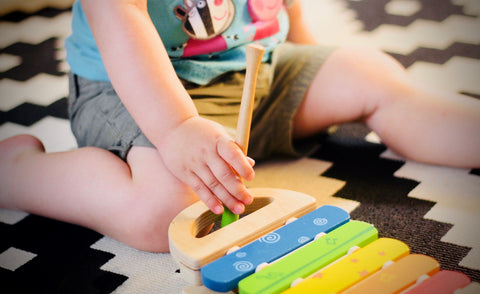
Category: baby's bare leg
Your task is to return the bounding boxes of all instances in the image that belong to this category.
[0,135,197,252]
[293,46,480,168]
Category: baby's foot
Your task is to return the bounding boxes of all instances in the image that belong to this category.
[0,134,45,160]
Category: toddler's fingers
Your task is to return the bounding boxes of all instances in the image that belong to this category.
[195,162,249,211]
[217,137,255,181]
[185,172,224,214]
[207,157,253,205]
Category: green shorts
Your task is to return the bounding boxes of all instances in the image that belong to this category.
[68,43,334,161]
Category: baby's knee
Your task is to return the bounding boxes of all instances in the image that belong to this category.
[117,207,170,252]
[126,218,171,252]
[331,46,407,79]
[121,191,197,252]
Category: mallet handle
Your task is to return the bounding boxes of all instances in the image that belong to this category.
[222,44,265,227]
[236,43,265,154]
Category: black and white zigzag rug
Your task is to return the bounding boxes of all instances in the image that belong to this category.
[1,0,479,293]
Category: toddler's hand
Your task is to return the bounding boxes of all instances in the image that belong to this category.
[158,116,254,215]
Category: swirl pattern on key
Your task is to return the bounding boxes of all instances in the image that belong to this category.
[298,236,310,244]
[260,232,281,244]
[233,261,254,272]
[314,218,328,226]
[235,252,247,258]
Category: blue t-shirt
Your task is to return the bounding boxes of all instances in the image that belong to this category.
[65,0,292,85]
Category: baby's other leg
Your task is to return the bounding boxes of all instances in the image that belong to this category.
[0,135,197,252]
[293,46,480,168]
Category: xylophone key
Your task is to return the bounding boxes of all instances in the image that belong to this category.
[403,270,472,294]
[342,254,440,294]
[283,238,410,294]
[201,205,350,292]
[238,220,377,294]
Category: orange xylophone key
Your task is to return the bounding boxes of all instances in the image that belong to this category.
[342,254,440,294]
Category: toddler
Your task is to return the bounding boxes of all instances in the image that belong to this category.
[1,0,479,252]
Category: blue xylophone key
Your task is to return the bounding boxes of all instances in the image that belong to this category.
[201,205,350,292]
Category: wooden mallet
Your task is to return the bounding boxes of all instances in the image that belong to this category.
[221,43,265,227]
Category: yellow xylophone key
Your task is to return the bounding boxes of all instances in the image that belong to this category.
[341,254,440,294]
[283,238,410,294]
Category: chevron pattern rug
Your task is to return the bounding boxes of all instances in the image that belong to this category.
[0,0,479,293]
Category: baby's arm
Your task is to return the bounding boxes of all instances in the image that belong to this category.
[80,0,254,214]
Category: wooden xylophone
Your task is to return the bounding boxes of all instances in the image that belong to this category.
[168,188,477,294]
